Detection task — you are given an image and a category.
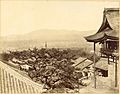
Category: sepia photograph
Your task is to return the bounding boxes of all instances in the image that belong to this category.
[0,0,119,94]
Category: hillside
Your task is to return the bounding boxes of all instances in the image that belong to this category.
[1,29,95,41]
[0,29,95,52]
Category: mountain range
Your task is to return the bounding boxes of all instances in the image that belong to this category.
[1,29,95,41]
[0,29,95,51]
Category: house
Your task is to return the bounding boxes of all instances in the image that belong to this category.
[85,8,119,88]
[20,64,32,71]
[95,58,108,77]
[73,57,108,78]
[73,57,93,78]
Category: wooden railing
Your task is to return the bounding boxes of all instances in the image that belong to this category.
[100,48,114,55]
[100,48,118,56]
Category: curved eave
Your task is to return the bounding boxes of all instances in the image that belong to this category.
[84,32,107,43]
[85,30,119,43]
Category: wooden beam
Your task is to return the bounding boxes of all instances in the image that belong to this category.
[93,42,96,88]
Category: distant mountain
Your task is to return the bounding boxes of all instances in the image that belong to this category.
[0,29,95,51]
[1,29,95,41]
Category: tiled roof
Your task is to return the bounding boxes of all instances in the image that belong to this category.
[75,59,93,70]
[0,61,43,93]
[74,57,108,71]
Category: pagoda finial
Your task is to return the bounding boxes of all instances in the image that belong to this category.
[45,41,47,48]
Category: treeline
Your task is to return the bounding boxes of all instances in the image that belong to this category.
[0,48,89,61]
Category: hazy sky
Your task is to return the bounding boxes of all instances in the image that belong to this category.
[1,1,119,36]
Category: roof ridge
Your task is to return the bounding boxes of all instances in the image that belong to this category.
[104,8,119,11]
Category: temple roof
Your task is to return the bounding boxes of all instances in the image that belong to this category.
[85,8,119,42]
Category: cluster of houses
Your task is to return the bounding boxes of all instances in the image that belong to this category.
[8,57,33,71]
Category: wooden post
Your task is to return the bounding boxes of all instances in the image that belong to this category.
[108,55,109,64]
[115,57,117,87]
[93,42,96,88]
[113,56,114,63]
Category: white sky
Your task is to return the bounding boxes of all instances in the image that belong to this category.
[0,1,119,36]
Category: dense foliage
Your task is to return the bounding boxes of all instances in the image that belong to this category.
[0,47,100,90]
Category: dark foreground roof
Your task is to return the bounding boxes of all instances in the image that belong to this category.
[0,61,43,93]
[85,8,119,42]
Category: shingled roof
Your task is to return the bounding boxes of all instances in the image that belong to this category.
[85,8,119,42]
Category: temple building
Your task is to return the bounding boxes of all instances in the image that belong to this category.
[85,8,119,88]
